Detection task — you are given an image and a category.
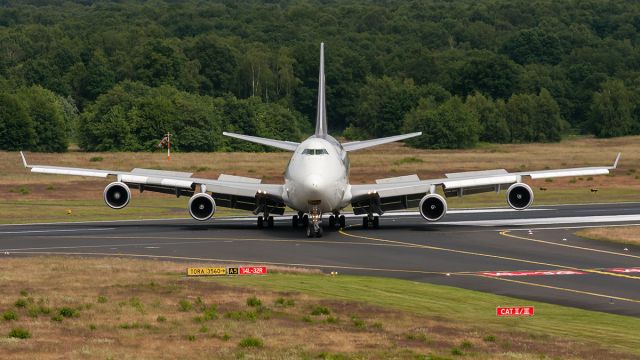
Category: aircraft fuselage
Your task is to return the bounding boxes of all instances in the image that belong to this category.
[283,135,350,213]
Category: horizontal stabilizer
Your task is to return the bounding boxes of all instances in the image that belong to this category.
[223,132,299,151]
[342,132,422,152]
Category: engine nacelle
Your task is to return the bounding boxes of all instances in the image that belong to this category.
[188,193,216,221]
[506,183,534,210]
[103,182,131,209]
[419,193,447,222]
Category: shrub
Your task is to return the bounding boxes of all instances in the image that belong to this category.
[14,299,27,308]
[326,316,339,324]
[51,315,63,322]
[186,334,196,341]
[302,316,312,323]
[9,328,31,339]
[351,316,365,328]
[19,290,28,297]
[58,307,79,318]
[460,340,473,349]
[239,337,263,348]
[311,306,330,316]
[199,325,208,333]
[89,156,103,162]
[3,310,17,321]
[97,295,108,303]
[202,305,217,321]
[274,297,295,307]
[225,311,256,321]
[89,324,97,331]
[27,305,50,318]
[246,296,262,307]
[178,299,192,312]
[483,335,496,342]
[451,347,463,356]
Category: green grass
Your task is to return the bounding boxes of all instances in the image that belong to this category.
[215,273,640,356]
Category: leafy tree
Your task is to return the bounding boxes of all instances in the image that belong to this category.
[351,76,421,138]
[0,92,35,151]
[455,52,521,99]
[16,85,68,152]
[589,80,636,138]
[403,96,480,149]
[465,92,510,143]
[506,89,566,143]
[502,28,563,65]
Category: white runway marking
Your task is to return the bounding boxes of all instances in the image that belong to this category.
[442,214,640,227]
[0,228,115,235]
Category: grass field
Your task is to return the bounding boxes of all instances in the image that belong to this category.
[0,257,638,359]
[1,136,639,224]
[576,225,640,246]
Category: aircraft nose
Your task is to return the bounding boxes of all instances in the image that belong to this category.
[303,174,326,197]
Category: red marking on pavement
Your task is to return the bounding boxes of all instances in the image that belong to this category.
[608,267,640,273]
[480,270,585,277]
[496,306,535,317]
[240,266,267,275]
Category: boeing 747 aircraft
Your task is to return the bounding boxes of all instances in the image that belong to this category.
[21,43,620,237]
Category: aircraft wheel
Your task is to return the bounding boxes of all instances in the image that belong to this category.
[292,215,299,227]
[329,215,335,228]
[267,216,274,228]
[316,226,323,237]
[302,215,309,226]
[257,216,264,228]
[339,215,346,228]
[362,216,369,229]
[373,216,379,229]
[306,224,313,238]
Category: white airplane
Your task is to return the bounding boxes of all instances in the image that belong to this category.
[21,43,621,237]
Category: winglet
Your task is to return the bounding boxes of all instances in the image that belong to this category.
[612,152,621,169]
[20,151,29,168]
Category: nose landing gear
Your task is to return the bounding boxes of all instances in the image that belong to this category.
[306,206,323,238]
[257,215,274,228]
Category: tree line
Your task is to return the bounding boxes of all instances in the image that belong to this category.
[0,0,639,152]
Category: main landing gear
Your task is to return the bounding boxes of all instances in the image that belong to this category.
[362,215,379,229]
[257,215,274,228]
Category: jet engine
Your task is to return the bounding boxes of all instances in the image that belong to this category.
[506,183,534,210]
[188,193,216,221]
[103,182,131,209]
[419,193,447,221]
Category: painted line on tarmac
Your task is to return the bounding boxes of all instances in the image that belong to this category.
[503,222,640,231]
[0,228,116,235]
[500,231,640,260]
[470,274,640,304]
[0,234,435,253]
[439,214,640,227]
[339,228,640,281]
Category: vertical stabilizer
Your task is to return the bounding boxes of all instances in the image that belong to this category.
[315,43,328,138]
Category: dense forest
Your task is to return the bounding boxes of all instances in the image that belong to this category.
[0,0,639,152]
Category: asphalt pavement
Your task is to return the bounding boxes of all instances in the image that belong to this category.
[1,202,639,316]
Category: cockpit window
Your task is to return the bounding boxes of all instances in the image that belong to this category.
[302,148,329,155]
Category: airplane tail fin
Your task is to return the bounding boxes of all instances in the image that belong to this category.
[315,43,328,138]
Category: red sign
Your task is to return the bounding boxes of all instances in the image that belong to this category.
[481,270,584,277]
[608,268,640,273]
[496,306,535,317]
[240,266,267,275]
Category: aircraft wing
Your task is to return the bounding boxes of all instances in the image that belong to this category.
[348,153,620,215]
[20,152,286,215]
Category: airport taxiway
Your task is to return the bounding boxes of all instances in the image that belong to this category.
[1,202,639,316]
